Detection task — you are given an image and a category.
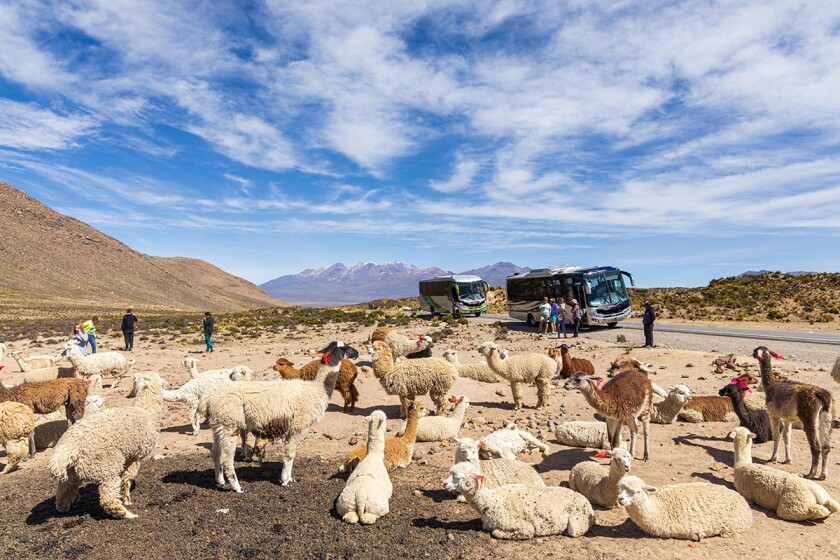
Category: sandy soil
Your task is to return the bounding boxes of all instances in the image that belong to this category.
[1,318,838,559]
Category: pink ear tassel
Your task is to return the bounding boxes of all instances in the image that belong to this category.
[596,377,603,388]
[771,352,784,360]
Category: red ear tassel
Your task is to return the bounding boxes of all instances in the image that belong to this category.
[322,350,332,365]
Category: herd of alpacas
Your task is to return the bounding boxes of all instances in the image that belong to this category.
[1,334,840,542]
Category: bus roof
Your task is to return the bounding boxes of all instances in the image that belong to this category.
[507,265,619,280]
[420,274,484,284]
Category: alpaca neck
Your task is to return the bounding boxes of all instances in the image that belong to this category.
[367,425,385,454]
[371,350,394,379]
[485,350,506,376]
[579,382,609,414]
[657,394,687,423]
[757,353,777,392]
[134,382,164,428]
[401,408,421,441]
[452,402,468,423]
[188,365,200,378]
[733,440,752,466]
[315,363,341,396]
[561,352,574,375]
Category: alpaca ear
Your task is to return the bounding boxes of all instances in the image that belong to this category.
[449,394,458,403]
[750,433,757,439]
[473,474,486,489]
[727,431,736,440]
[477,441,484,448]
[643,485,657,493]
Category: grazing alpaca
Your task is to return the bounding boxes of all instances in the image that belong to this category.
[564,368,652,461]
[549,344,594,379]
[754,346,834,479]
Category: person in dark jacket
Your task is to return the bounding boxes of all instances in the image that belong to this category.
[642,301,655,348]
[121,309,138,351]
[203,312,215,353]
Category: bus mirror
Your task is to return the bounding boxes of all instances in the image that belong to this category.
[583,281,591,295]
[621,271,636,287]
[484,282,490,292]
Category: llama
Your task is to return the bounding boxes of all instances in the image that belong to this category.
[564,368,652,461]
[754,346,833,479]
[549,344,595,379]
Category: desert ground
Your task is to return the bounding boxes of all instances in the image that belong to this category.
[1,317,838,560]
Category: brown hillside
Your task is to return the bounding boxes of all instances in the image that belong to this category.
[0,181,284,318]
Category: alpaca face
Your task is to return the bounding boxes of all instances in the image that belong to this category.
[444,462,479,494]
[564,372,598,391]
[617,476,656,506]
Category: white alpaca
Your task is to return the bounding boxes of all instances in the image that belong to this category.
[447,437,544,502]
[617,475,753,541]
[445,462,594,539]
[61,344,135,388]
[569,447,632,508]
[6,350,63,372]
[550,420,630,450]
[33,395,106,449]
[477,342,556,409]
[48,371,165,519]
[336,410,392,524]
[396,395,469,442]
[479,424,549,460]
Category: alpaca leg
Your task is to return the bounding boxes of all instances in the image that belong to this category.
[189,405,200,434]
[626,418,639,459]
[219,434,241,493]
[818,411,831,480]
[120,461,141,504]
[343,511,360,524]
[430,391,447,416]
[211,430,225,487]
[29,433,36,458]
[641,413,650,461]
[280,434,298,486]
[100,476,135,519]
[54,469,82,512]
[768,417,782,462]
[802,415,821,479]
[349,384,359,412]
[782,422,793,464]
[510,381,523,410]
[535,378,549,409]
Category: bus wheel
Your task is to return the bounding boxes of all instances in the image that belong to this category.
[527,314,537,327]
[607,322,618,328]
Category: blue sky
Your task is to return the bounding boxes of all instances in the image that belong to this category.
[1,1,839,288]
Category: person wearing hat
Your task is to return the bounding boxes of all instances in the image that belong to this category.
[642,301,655,348]
[571,298,581,338]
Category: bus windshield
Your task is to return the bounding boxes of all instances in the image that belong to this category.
[457,281,486,301]
[585,271,629,307]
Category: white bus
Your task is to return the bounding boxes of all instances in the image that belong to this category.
[419,275,489,318]
[506,265,635,327]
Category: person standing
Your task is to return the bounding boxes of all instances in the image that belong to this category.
[81,316,99,354]
[557,297,567,339]
[121,309,138,351]
[203,312,215,353]
[571,299,581,338]
[548,298,558,336]
[642,301,656,348]
[538,297,551,334]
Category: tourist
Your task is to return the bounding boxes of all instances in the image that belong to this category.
[556,297,567,338]
[571,299,581,338]
[643,301,656,348]
[121,309,138,351]
[81,316,99,354]
[203,312,215,353]
[538,297,551,334]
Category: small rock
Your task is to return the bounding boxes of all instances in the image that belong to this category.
[349,436,358,445]
[165,441,177,450]
[681,374,689,379]
[697,376,706,381]
[495,389,506,397]
[414,490,422,497]
[659,365,667,370]
[685,363,694,368]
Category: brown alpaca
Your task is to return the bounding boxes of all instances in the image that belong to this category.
[548,345,595,379]
[272,356,359,412]
[607,355,654,377]
[754,346,834,480]
[564,369,652,460]
[369,327,393,342]
[341,401,427,472]
[678,396,738,422]
[0,378,88,422]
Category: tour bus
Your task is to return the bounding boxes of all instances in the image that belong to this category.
[419,275,489,318]
[505,265,635,327]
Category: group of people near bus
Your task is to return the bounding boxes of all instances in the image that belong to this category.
[537,296,580,338]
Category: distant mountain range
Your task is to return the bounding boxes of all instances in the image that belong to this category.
[260,261,530,305]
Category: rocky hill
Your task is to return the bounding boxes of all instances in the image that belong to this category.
[261,261,529,305]
[630,272,840,323]
[0,181,283,318]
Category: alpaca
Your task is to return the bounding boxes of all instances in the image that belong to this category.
[754,346,833,479]
[0,378,88,422]
[6,351,62,372]
[48,371,165,519]
[569,447,633,508]
[273,356,360,413]
[0,401,35,473]
[718,384,772,443]
[369,341,457,416]
[370,328,433,358]
[336,410,392,524]
[564,368,652,461]
[200,342,359,492]
[61,345,134,388]
[341,400,427,472]
[549,344,594,379]
[477,342,556,409]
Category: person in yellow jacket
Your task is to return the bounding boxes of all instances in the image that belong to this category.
[81,316,100,354]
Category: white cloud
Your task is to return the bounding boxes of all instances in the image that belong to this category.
[0,100,97,150]
[430,157,479,193]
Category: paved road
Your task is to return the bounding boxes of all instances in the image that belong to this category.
[461,314,840,346]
